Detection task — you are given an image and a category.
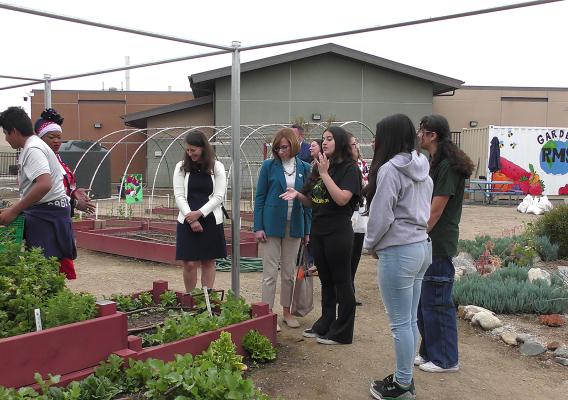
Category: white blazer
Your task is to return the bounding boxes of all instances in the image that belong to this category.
[173,160,227,225]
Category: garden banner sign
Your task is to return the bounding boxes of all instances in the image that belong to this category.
[123,174,143,204]
[487,126,568,195]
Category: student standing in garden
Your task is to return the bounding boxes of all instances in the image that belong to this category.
[254,128,312,331]
[280,126,361,345]
[363,114,433,400]
[348,133,368,306]
[34,108,96,279]
[173,130,227,292]
[415,114,474,373]
[0,106,76,277]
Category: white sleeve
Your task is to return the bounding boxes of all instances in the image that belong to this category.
[173,162,191,216]
[23,147,51,181]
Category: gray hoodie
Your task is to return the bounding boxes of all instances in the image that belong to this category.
[363,150,433,252]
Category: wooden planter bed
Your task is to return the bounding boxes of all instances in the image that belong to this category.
[1,280,275,389]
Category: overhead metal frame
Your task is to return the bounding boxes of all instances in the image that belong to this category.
[0,0,562,296]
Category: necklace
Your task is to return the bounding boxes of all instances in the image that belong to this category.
[283,159,296,176]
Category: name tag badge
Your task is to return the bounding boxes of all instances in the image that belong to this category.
[299,174,302,177]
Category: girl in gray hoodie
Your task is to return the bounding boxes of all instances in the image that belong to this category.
[364,114,433,400]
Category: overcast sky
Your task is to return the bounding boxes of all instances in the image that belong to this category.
[0,0,566,114]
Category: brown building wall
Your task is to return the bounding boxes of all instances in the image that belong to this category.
[31,90,192,182]
[433,86,568,132]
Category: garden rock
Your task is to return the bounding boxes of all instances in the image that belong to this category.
[554,347,568,358]
[516,334,531,344]
[492,327,504,335]
[547,341,564,351]
[453,252,476,278]
[555,357,568,366]
[538,314,566,327]
[471,311,502,330]
[527,268,551,285]
[519,341,546,356]
[500,331,518,346]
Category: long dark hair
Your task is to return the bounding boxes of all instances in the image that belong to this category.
[182,130,215,174]
[301,126,356,194]
[420,114,474,178]
[364,114,418,206]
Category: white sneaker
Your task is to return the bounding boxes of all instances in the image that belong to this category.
[414,354,427,366]
[418,361,459,373]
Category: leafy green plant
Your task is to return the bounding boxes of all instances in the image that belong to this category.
[503,243,537,267]
[533,204,568,257]
[243,330,277,363]
[195,331,247,371]
[453,266,568,314]
[159,290,178,307]
[136,291,153,308]
[190,288,221,310]
[42,290,97,329]
[109,293,137,312]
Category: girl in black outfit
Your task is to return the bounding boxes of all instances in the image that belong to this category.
[281,126,361,345]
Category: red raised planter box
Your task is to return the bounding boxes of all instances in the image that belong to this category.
[0,302,128,388]
[1,280,276,389]
[73,218,258,263]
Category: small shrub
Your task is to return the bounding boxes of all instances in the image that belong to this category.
[42,290,97,328]
[136,291,154,308]
[534,204,568,257]
[243,330,277,363]
[110,293,138,312]
[533,235,559,261]
[453,266,568,314]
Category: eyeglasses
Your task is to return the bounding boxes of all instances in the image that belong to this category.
[417,128,435,136]
[275,145,290,152]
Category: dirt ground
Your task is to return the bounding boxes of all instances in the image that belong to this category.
[68,205,568,400]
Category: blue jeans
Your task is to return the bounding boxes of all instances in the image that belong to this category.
[417,257,459,369]
[377,240,432,385]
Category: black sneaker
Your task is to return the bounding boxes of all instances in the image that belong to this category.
[370,374,415,400]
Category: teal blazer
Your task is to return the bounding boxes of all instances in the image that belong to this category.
[253,157,312,238]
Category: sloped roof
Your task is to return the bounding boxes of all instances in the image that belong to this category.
[189,43,463,96]
[123,96,213,128]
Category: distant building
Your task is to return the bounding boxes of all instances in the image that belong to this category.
[433,86,568,132]
[29,89,193,182]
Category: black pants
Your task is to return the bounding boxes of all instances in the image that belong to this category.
[351,232,365,293]
[310,226,356,344]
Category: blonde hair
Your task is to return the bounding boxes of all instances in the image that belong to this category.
[271,128,299,159]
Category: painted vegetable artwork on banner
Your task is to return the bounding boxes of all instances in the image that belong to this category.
[488,127,568,195]
[123,174,143,204]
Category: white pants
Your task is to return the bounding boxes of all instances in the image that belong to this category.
[261,222,301,309]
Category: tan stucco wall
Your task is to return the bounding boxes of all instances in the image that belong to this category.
[433,87,568,131]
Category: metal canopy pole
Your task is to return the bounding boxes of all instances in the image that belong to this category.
[0,2,231,51]
[43,74,51,108]
[0,74,42,82]
[230,41,241,296]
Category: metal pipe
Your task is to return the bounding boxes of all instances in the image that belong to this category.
[0,49,230,92]
[240,0,563,52]
[230,41,241,296]
[0,2,231,51]
[0,74,42,82]
[43,74,51,108]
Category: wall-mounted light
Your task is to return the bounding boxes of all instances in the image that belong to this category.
[312,113,322,121]
[469,120,478,128]
[94,122,103,128]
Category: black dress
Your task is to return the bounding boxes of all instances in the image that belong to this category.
[176,169,227,261]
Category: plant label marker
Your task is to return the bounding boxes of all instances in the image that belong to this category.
[34,308,43,331]
[203,286,213,316]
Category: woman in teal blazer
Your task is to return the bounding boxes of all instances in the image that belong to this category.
[254,128,312,330]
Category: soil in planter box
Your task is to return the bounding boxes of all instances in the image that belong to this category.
[127,307,186,334]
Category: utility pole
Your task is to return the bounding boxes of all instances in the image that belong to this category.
[43,73,51,108]
[230,41,241,296]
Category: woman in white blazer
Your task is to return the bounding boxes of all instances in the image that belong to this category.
[173,130,227,292]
